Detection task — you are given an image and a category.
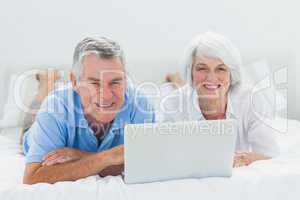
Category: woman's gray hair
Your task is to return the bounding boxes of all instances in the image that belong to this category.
[182,32,242,86]
[72,36,125,81]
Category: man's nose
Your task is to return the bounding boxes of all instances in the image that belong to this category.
[99,86,114,102]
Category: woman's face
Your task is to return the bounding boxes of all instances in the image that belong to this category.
[192,56,231,97]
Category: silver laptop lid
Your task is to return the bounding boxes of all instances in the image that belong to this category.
[124,120,237,184]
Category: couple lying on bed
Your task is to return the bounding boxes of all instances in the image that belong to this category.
[21,32,279,185]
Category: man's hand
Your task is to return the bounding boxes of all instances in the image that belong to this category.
[42,148,92,166]
[41,145,123,167]
[99,164,124,177]
[99,145,124,177]
[24,150,108,184]
[104,145,124,166]
[233,152,270,167]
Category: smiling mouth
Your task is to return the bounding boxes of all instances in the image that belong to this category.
[95,102,114,109]
[203,83,222,91]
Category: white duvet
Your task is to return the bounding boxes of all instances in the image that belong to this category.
[0,119,300,200]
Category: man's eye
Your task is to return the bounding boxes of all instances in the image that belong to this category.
[111,81,121,86]
[90,82,99,86]
[217,67,227,71]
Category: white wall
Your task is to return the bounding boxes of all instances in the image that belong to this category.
[0,0,299,118]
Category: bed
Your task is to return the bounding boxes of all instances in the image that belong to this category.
[0,62,298,199]
[0,118,300,200]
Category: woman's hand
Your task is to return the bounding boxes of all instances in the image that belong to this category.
[42,148,92,166]
[233,152,270,167]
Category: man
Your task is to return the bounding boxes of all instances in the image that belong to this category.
[22,37,155,184]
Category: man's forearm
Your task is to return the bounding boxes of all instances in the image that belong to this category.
[24,151,110,184]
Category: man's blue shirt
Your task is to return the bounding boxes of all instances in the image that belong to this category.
[23,85,155,164]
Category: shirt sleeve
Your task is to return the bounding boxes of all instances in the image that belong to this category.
[159,92,181,122]
[246,93,280,157]
[23,112,67,164]
[156,86,186,122]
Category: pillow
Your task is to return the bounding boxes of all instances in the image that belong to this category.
[0,66,70,128]
[0,71,38,128]
[139,82,177,122]
[0,127,23,146]
[241,59,287,118]
[0,67,11,119]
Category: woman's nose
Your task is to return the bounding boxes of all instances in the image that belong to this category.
[205,72,218,82]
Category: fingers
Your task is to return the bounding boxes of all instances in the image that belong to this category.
[41,148,72,166]
[42,148,83,166]
[42,153,62,166]
[42,150,57,162]
[43,156,71,166]
[233,159,246,168]
[233,152,245,168]
[233,152,253,167]
[42,148,67,162]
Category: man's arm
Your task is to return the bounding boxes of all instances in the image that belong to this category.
[40,147,124,177]
[23,145,124,184]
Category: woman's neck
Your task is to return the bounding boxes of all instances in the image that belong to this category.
[198,94,227,120]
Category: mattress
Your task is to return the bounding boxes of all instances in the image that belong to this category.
[0,120,300,200]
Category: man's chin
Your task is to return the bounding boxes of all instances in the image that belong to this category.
[91,118,113,125]
[94,112,118,124]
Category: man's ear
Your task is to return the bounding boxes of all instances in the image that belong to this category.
[69,72,77,89]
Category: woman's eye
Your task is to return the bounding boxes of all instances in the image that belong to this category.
[216,66,227,72]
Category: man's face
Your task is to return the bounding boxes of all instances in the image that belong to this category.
[192,56,231,97]
[75,54,126,125]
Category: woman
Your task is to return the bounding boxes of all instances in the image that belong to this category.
[20,69,61,143]
[162,32,279,167]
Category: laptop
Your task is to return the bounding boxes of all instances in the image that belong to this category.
[124,120,237,184]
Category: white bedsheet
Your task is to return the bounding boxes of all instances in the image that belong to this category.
[0,120,300,200]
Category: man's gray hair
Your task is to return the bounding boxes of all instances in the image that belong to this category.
[72,36,125,81]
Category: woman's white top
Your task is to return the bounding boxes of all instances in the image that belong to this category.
[158,84,279,157]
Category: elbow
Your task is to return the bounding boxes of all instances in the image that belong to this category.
[23,174,53,185]
[23,176,39,185]
[23,163,55,185]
